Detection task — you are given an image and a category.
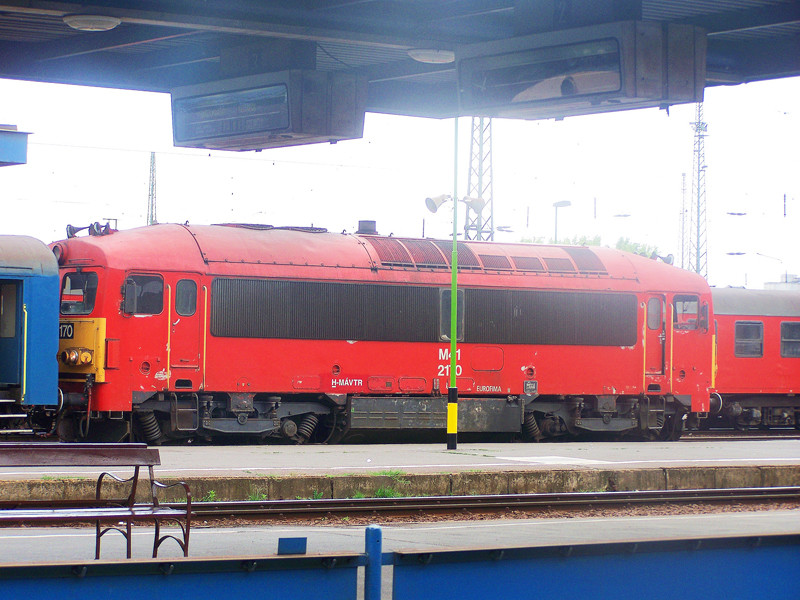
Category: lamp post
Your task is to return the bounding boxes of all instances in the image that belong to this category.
[726,251,788,286]
[552,200,571,243]
[756,252,789,283]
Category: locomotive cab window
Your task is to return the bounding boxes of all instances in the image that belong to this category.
[780,322,800,358]
[60,271,98,315]
[646,298,662,330]
[673,295,699,330]
[122,275,163,315]
[439,289,465,342]
[176,279,197,317]
[735,321,763,358]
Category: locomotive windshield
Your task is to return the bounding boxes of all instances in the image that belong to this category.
[60,271,98,315]
[673,295,699,330]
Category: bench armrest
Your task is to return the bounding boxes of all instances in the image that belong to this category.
[151,479,192,511]
[96,468,140,506]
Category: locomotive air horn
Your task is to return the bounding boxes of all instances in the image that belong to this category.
[66,224,90,238]
[651,253,675,265]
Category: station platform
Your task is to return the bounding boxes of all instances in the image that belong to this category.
[1,438,799,502]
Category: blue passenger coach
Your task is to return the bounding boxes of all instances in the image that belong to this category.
[0,235,59,433]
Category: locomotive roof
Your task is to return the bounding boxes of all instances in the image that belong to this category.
[711,287,800,317]
[55,223,708,294]
[0,235,58,277]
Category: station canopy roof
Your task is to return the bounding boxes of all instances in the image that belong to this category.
[0,0,798,119]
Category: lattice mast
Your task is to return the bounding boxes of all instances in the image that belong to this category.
[147,151,157,226]
[464,117,494,241]
[688,103,708,278]
[679,172,688,269]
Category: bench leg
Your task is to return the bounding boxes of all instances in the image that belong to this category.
[95,520,101,559]
[152,519,190,558]
[96,521,133,559]
[126,520,132,559]
[152,519,161,558]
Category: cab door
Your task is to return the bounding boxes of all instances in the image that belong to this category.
[0,281,21,385]
[644,294,669,392]
[167,276,203,386]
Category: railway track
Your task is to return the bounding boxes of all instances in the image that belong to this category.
[683,429,800,441]
[181,487,800,521]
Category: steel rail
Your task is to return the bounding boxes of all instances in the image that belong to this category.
[177,486,800,519]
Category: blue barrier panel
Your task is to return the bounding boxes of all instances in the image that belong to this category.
[365,524,383,600]
[0,553,362,600]
[392,534,800,600]
[0,128,29,166]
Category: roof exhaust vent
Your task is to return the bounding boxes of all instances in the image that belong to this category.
[357,220,377,235]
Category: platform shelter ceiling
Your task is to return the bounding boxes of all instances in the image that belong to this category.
[1,1,799,118]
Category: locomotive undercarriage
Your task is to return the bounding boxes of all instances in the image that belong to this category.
[55,389,689,443]
[703,394,800,431]
[522,394,687,441]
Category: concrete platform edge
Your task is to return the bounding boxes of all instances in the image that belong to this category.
[1,465,798,503]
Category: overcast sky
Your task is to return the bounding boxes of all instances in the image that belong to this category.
[1,75,797,289]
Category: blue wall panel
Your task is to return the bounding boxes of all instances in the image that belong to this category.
[392,537,800,600]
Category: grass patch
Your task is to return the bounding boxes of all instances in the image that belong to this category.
[374,487,403,498]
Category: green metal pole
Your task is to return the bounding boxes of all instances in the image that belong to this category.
[447,117,459,450]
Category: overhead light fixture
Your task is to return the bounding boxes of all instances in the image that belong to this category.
[407,49,455,64]
[63,14,122,32]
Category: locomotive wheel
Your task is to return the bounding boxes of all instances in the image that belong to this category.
[658,415,684,441]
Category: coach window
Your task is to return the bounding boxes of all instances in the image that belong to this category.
[673,295,699,330]
[175,280,197,317]
[439,289,465,342]
[646,298,662,330]
[0,283,17,338]
[122,275,163,315]
[60,271,98,315]
[735,321,763,358]
[780,322,800,358]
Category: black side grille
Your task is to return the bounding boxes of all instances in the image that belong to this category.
[211,278,438,341]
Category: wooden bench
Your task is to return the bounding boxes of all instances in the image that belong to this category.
[0,442,191,559]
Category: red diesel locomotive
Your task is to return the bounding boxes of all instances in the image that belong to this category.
[52,223,713,443]
[710,287,800,430]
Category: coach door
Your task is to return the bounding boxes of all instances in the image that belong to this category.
[168,276,203,385]
[644,295,668,392]
[0,281,21,386]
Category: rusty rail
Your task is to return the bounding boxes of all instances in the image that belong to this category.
[179,486,800,520]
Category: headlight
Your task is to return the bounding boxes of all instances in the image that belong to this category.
[60,347,93,366]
